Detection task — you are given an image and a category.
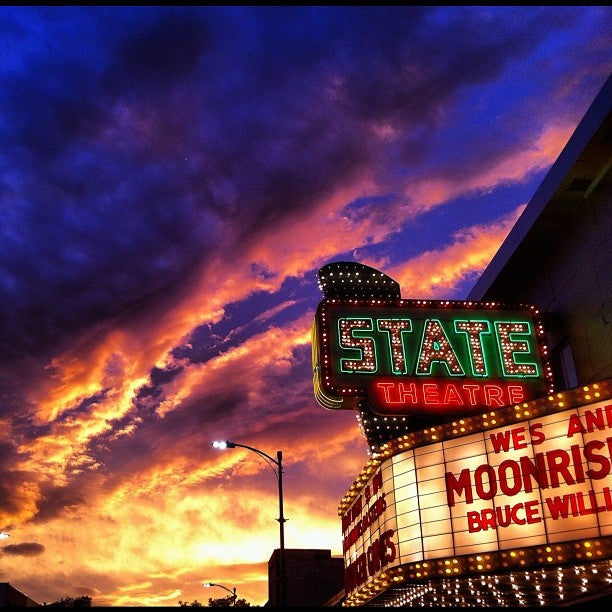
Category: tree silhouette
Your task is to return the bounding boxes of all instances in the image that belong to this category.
[46,595,93,607]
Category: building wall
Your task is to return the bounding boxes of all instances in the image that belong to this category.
[495,173,612,387]
[542,179,611,386]
[267,548,344,607]
[468,75,611,390]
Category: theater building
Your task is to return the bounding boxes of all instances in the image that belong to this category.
[311,74,611,606]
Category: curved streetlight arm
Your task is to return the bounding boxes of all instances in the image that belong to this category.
[218,440,280,470]
[203,582,237,604]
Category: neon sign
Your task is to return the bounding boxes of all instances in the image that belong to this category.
[312,298,552,416]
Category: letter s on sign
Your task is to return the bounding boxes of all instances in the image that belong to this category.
[383,529,396,563]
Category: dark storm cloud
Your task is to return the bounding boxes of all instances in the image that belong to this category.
[0,5,589,366]
[30,488,87,524]
[2,542,45,556]
[0,7,220,363]
[0,464,30,518]
[109,12,208,87]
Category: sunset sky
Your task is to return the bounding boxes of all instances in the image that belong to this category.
[0,6,610,607]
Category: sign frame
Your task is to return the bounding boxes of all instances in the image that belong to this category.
[313,297,553,417]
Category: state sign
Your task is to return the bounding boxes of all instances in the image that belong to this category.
[312,298,552,416]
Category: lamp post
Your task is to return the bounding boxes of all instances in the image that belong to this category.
[203,582,237,606]
[212,440,286,607]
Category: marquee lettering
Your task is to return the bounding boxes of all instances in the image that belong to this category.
[445,436,612,507]
[343,529,396,593]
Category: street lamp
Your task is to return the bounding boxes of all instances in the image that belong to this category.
[203,582,237,606]
[212,440,287,607]
[0,532,9,540]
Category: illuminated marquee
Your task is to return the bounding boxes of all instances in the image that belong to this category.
[339,381,612,603]
[312,298,552,417]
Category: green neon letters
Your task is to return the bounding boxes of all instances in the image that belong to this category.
[337,316,540,379]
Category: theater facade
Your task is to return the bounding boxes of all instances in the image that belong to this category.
[311,75,611,606]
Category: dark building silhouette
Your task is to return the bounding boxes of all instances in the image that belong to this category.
[0,583,39,607]
[266,548,344,607]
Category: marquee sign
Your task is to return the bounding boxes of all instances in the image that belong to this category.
[339,381,612,603]
[312,298,552,417]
